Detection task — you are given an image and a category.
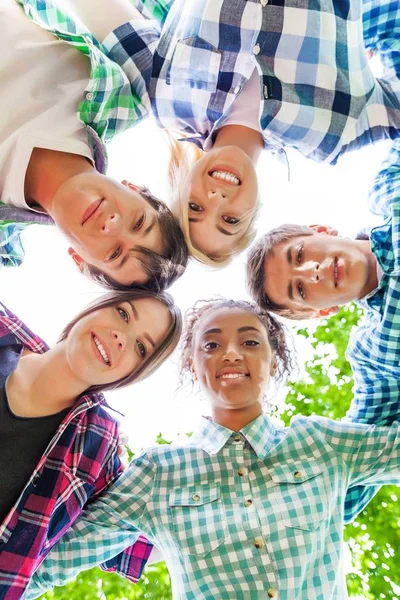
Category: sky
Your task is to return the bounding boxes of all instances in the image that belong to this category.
[0,114,390,452]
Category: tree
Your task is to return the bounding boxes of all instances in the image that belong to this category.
[39,305,400,599]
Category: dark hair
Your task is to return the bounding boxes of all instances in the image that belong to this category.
[246,224,315,320]
[180,298,293,386]
[82,187,189,292]
[58,289,182,394]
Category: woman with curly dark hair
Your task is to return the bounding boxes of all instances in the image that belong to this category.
[26,299,400,600]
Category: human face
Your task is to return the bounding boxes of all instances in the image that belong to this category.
[65,297,171,387]
[264,230,373,316]
[186,146,258,257]
[51,173,163,286]
[191,308,274,413]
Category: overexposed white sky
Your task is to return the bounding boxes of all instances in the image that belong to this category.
[0,114,389,451]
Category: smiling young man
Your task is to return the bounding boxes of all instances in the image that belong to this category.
[247,140,400,520]
[0,0,188,290]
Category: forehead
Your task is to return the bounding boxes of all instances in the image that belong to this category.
[195,307,266,338]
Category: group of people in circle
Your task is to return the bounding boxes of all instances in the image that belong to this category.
[1,0,400,598]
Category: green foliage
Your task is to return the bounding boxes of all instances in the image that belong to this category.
[40,304,400,598]
[284,304,400,600]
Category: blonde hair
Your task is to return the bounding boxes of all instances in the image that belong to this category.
[165,131,259,268]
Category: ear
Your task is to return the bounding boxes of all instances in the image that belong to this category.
[308,224,338,236]
[121,180,140,192]
[270,359,277,378]
[315,306,339,318]
[68,247,85,272]
[189,358,197,381]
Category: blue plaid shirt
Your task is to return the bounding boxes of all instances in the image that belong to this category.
[107,0,400,163]
[344,140,400,521]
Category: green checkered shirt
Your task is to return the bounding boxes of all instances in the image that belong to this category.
[26,413,400,600]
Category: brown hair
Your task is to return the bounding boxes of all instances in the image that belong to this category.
[246,224,315,320]
[166,131,259,267]
[180,298,293,386]
[82,187,188,292]
[58,289,182,394]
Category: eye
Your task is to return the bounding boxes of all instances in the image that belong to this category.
[189,202,204,213]
[297,245,304,263]
[108,246,122,261]
[133,214,145,231]
[204,341,219,350]
[297,283,305,300]
[137,340,146,358]
[222,216,240,225]
[117,306,129,323]
[243,340,260,347]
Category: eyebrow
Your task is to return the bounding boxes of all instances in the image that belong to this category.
[129,302,156,349]
[203,326,262,335]
[189,218,240,237]
[287,246,294,300]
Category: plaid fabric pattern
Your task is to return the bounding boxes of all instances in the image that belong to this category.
[343,140,400,521]
[0,204,53,268]
[26,413,400,600]
[107,0,400,164]
[0,303,152,600]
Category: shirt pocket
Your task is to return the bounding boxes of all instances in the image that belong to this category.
[169,482,226,556]
[166,36,221,91]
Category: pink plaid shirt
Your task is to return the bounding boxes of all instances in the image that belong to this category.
[0,303,152,599]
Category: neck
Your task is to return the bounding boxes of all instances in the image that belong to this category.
[213,125,264,164]
[212,404,263,433]
[24,148,93,216]
[358,239,379,298]
[7,344,89,418]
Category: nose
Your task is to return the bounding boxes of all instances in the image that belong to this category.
[101,212,122,234]
[299,261,321,283]
[111,330,126,352]
[207,188,229,202]
[222,343,243,362]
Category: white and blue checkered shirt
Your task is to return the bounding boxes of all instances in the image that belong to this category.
[26,413,400,600]
[107,0,400,163]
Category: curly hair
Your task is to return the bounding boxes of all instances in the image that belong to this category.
[180,298,293,387]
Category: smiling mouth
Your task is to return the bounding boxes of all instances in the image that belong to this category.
[217,372,249,384]
[334,257,338,288]
[82,199,104,226]
[92,333,111,366]
[209,168,241,186]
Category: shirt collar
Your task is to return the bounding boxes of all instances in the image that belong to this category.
[192,412,277,459]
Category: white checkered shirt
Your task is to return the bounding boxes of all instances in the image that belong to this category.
[26,413,400,600]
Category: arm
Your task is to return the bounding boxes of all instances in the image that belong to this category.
[25,453,156,599]
[368,141,400,219]
[57,0,143,42]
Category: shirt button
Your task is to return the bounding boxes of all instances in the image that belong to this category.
[254,537,263,549]
[238,468,247,477]
[234,435,241,443]
[253,44,261,55]
[192,494,201,502]
[294,470,303,479]
[260,0,269,5]
[86,92,94,101]
[234,85,241,94]
[267,588,276,598]
[244,499,253,507]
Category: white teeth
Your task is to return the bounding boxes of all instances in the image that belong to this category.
[210,170,240,186]
[219,373,247,380]
[334,261,338,287]
[94,336,110,365]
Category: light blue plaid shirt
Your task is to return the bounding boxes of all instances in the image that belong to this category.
[25,413,400,600]
[343,141,400,520]
[108,0,400,163]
